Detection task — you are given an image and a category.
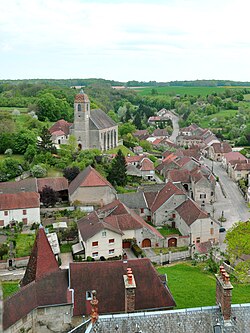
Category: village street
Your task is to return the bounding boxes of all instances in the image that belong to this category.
[203,158,250,231]
[169,113,179,143]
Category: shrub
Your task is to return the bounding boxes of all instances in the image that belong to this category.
[131,244,143,258]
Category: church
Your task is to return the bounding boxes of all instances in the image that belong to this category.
[49,90,118,151]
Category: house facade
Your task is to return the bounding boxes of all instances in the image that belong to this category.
[0,192,40,227]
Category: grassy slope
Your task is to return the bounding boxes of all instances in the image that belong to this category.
[1,281,20,299]
[157,263,250,309]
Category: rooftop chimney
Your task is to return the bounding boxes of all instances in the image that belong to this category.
[123,267,136,313]
[90,290,99,324]
[215,265,233,322]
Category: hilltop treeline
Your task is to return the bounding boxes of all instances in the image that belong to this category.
[1,78,250,88]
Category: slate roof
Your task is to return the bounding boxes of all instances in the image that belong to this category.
[0,178,37,194]
[69,165,114,196]
[0,192,40,210]
[49,119,72,135]
[37,177,68,192]
[176,199,208,226]
[91,304,250,333]
[90,109,117,130]
[118,192,148,209]
[3,269,71,331]
[69,258,176,316]
[21,226,60,287]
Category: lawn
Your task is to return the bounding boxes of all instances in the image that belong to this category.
[157,225,181,237]
[106,145,135,156]
[199,109,238,128]
[0,154,25,163]
[60,243,72,253]
[154,246,188,255]
[1,281,20,299]
[157,263,250,309]
[13,233,36,257]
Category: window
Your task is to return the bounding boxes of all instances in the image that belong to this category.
[200,194,206,199]
[102,231,106,237]
[86,291,92,300]
[0,220,4,226]
[22,218,28,224]
[4,211,8,216]
[211,221,213,225]
[92,252,98,258]
[23,210,27,215]
[92,241,98,247]
[140,208,144,213]
[78,104,81,112]
[196,237,200,243]
[172,213,176,218]
[109,239,115,244]
[109,249,115,255]
[211,191,214,196]
[210,228,214,235]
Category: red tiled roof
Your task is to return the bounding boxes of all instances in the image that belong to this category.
[126,155,144,163]
[234,162,250,171]
[176,199,208,226]
[21,227,60,287]
[0,192,40,210]
[152,138,164,145]
[49,119,72,136]
[3,270,71,330]
[177,156,192,167]
[151,182,185,213]
[69,166,114,195]
[211,142,232,154]
[37,177,68,192]
[140,158,154,171]
[69,258,176,316]
[168,169,191,183]
[51,130,65,136]
[224,152,247,163]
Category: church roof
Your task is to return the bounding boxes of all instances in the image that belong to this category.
[90,109,117,129]
[68,165,114,195]
[74,90,90,103]
[21,226,60,287]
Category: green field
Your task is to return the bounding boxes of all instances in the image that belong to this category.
[157,263,250,309]
[133,86,244,97]
[199,109,239,128]
[0,107,28,113]
[0,154,25,163]
[157,225,181,237]
[106,145,135,156]
[13,233,36,257]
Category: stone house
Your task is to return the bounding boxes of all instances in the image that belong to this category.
[126,155,155,180]
[190,167,216,205]
[207,142,232,161]
[49,119,72,148]
[0,192,40,227]
[230,161,250,181]
[222,151,247,171]
[74,200,164,259]
[68,166,116,206]
[175,198,219,244]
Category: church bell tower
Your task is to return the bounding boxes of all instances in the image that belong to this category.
[73,89,90,150]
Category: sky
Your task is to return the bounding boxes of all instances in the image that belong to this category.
[1,0,250,82]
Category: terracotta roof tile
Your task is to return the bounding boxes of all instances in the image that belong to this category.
[0,192,40,210]
[49,119,72,135]
[168,169,191,183]
[224,152,247,163]
[21,226,60,287]
[211,142,232,154]
[74,91,90,103]
[176,199,208,226]
[69,258,175,316]
[140,158,154,171]
[37,177,68,192]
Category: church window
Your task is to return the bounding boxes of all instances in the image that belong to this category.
[78,104,82,112]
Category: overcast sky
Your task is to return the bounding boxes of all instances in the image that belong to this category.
[1,0,250,82]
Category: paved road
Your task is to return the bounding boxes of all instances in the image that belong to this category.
[169,114,179,143]
[204,158,250,230]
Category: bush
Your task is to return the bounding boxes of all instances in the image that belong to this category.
[86,256,95,262]
[31,164,47,178]
[131,244,143,258]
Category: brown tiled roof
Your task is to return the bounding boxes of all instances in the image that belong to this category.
[0,178,38,194]
[133,130,149,138]
[74,91,90,103]
[140,158,154,171]
[195,240,213,254]
[224,152,247,163]
[49,119,72,135]
[152,128,168,137]
[234,162,250,171]
[152,138,164,145]
[126,155,144,163]
[69,166,114,196]
[0,192,40,210]
[176,199,208,226]
[168,169,191,183]
[37,177,68,192]
[177,156,192,167]
[3,270,71,330]
[69,258,176,316]
[211,142,232,154]
[77,211,123,242]
[21,227,60,287]
[144,191,157,208]
[151,182,185,213]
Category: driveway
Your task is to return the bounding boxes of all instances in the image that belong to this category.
[169,114,179,143]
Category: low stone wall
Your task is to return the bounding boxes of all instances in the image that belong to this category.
[150,250,190,265]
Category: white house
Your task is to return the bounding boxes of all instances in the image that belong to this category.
[0,192,40,227]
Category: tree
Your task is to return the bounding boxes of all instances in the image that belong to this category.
[0,243,8,260]
[14,130,37,154]
[107,149,127,186]
[39,185,58,207]
[24,144,37,163]
[37,126,56,153]
[63,166,80,182]
[31,164,47,178]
